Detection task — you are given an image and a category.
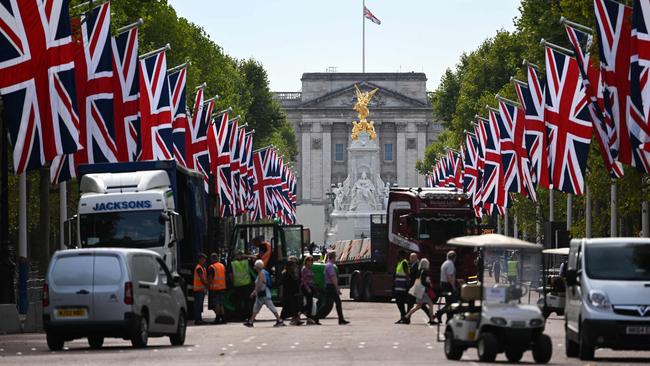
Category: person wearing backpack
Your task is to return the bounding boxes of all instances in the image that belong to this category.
[244,260,284,327]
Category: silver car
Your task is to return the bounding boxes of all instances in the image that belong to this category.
[43,248,187,350]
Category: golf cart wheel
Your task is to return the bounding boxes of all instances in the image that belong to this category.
[505,348,524,362]
[578,330,594,361]
[46,332,64,351]
[87,336,104,349]
[444,330,463,360]
[532,334,553,364]
[477,332,498,362]
[565,333,579,358]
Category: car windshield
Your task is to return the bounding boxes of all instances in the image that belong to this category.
[481,248,542,305]
[585,242,650,281]
[414,216,468,241]
[80,210,165,248]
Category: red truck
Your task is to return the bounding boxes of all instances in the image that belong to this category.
[334,187,482,301]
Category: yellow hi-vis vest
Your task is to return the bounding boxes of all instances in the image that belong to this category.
[232,260,252,287]
[394,259,409,292]
[507,260,519,277]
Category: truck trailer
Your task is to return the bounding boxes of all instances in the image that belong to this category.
[335,187,482,301]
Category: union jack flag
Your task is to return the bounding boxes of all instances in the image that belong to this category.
[188,89,216,192]
[629,0,650,173]
[565,22,624,178]
[425,174,434,188]
[472,124,485,213]
[480,112,507,208]
[276,157,295,224]
[250,148,276,221]
[112,23,140,163]
[238,131,253,214]
[544,47,593,196]
[594,0,633,165]
[498,100,536,201]
[169,66,188,168]
[229,120,242,215]
[515,66,550,188]
[0,0,81,175]
[138,49,173,161]
[462,132,481,217]
[207,114,237,216]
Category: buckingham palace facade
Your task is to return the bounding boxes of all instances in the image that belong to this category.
[274,72,441,242]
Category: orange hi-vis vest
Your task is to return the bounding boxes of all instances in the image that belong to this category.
[193,264,206,292]
[209,262,226,291]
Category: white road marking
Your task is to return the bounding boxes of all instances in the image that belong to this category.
[393,342,399,345]
[221,347,228,351]
[230,350,239,355]
[195,344,200,347]
[359,342,365,345]
[243,336,256,343]
[294,342,300,345]
[392,346,398,349]
[256,346,262,350]
[326,342,331,345]
[153,349,158,352]
[262,343,267,346]
[63,347,69,350]
[228,344,234,347]
[324,345,330,349]
[16,352,22,355]
[358,345,364,349]
[290,345,296,349]
[425,342,431,346]
[31,348,36,351]
[427,346,433,349]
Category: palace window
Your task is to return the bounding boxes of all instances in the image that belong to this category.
[335,143,345,162]
[384,143,394,161]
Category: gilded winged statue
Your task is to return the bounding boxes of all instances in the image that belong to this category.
[352,84,378,140]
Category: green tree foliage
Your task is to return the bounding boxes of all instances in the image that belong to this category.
[419,0,650,238]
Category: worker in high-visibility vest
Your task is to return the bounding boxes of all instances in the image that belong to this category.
[507,252,519,284]
[230,251,254,318]
[394,250,410,324]
[193,253,208,325]
[208,253,227,324]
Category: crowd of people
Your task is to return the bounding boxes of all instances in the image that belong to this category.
[192,238,349,327]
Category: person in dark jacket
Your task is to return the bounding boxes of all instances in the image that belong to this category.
[280,256,303,325]
[405,253,430,323]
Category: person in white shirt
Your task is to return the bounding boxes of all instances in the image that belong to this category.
[435,251,458,323]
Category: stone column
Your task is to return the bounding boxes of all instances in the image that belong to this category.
[322,122,332,199]
[300,122,311,201]
[311,122,323,202]
[416,122,428,187]
[396,121,407,186]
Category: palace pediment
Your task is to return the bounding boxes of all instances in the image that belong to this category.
[297,81,429,109]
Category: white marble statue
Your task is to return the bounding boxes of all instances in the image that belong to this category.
[333,182,345,211]
[349,172,377,211]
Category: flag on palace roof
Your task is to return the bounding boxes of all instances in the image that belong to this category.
[364,6,381,25]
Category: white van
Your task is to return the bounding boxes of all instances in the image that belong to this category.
[564,238,650,360]
[43,248,187,350]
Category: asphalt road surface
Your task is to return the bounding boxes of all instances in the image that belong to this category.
[1,291,649,365]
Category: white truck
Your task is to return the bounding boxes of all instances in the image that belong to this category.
[64,161,212,318]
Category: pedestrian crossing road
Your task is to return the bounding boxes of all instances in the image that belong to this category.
[1,291,649,365]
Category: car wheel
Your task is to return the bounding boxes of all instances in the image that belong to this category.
[131,315,149,348]
[505,348,524,362]
[87,336,104,349]
[477,332,498,362]
[532,334,553,364]
[565,332,579,358]
[578,329,594,361]
[170,311,187,346]
[444,330,463,360]
[46,332,64,351]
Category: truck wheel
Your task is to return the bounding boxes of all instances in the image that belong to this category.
[505,348,523,362]
[169,310,186,346]
[477,332,498,362]
[578,330,594,361]
[46,332,64,351]
[363,275,373,302]
[565,332,578,358]
[444,330,463,360]
[315,291,333,318]
[87,336,104,349]
[532,334,553,364]
[131,314,149,348]
[350,274,360,301]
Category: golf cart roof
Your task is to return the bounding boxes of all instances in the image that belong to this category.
[542,247,569,255]
[447,233,543,250]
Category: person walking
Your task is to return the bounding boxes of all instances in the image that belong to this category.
[393,251,410,324]
[244,260,284,327]
[193,253,208,325]
[403,258,437,325]
[280,256,303,325]
[207,253,227,324]
[300,255,318,324]
[230,251,254,320]
[405,253,431,323]
[435,251,459,323]
[315,252,349,325]
[493,258,501,284]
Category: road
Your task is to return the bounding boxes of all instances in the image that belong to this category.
[1,291,649,365]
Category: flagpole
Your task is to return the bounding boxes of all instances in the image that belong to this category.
[585,184,592,238]
[611,180,617,237]
[59,181,67,249]
[362,0,365,73]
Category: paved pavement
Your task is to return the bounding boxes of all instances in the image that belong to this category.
[1,292,649,365]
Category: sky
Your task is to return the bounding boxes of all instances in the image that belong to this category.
[168,0,521,92]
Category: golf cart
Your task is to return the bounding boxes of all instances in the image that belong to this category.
[440,234,552,363]
[537,247,569,318]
